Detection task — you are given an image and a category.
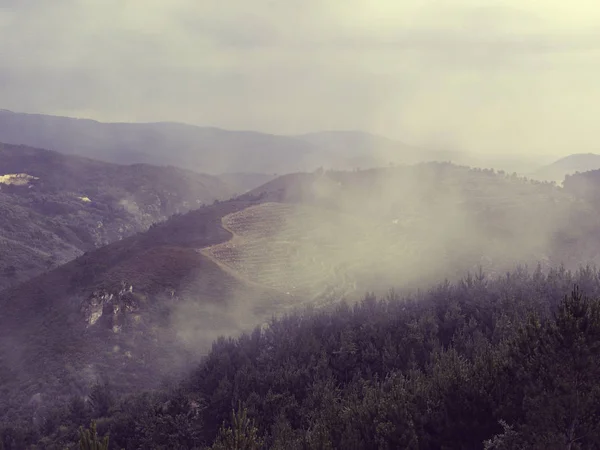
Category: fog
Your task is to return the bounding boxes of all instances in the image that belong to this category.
[4,0,600,428]
[168,164,578,358]
[2,0,600,160]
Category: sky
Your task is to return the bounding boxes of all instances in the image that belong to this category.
[1,0,600,156]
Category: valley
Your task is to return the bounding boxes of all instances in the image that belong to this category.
[0,163,596,421]
[0,142,235,290]
[4,1,600,445]
[1,160,600,448]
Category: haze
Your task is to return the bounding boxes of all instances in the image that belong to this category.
[2,0,600,158]
[4,2,600,447]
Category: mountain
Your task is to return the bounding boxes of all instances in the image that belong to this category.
[529,153,600,182]
[1,162,598,424]
[0,142,233,290]
[0,110,330,174]
[0,110,468,175]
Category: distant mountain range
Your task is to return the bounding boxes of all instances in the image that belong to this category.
[0,142,233,290]
[294,130,465,166]
[530,153,600,183]
[0,109,464,175]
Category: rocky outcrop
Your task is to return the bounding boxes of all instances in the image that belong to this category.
[80,284,139,331]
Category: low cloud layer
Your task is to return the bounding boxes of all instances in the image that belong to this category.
[2,1,600,156]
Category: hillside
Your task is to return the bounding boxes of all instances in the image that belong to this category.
[563,167,600,199]
[530,153,600,182]
[0,142,232,290]
[5,269,600,449]
[0,199,282,424]
[0,110,467,175]
[2,162,600,428]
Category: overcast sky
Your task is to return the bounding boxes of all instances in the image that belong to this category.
[1,0,600,156]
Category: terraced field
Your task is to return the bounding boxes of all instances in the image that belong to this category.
[200,202,435,304]
[199,195,555,307]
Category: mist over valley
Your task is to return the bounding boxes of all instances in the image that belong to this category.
[2,1,600,447]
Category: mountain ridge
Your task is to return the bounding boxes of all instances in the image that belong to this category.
[0,109,465,175]
[530,152,600,182]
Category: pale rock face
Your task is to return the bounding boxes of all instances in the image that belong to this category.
[88,308,103,326]
[82,292,114,326]
[80,285,138,329]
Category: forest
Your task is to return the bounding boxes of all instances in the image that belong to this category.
[2,264,599,449]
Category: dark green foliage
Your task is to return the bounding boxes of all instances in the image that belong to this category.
[88,381,116,419]
[131,389,204,450]
[104,389,206,450]
[78,421,109,450]
[68,395,91,428]
[210,404,263,450]
[483,420,522,450]
[0,425,38,450]
[496,286,600,448]
[3,266,600,449]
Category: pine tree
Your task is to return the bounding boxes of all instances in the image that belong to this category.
[210,403,263,450]
[78,421,109,450]
[500,286,600,448]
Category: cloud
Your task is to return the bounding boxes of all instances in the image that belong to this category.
[1,1,600,156]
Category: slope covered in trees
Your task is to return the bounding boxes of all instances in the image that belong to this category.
[3,266,599,449]
[2,163,600,448]
[564,168,600,201]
